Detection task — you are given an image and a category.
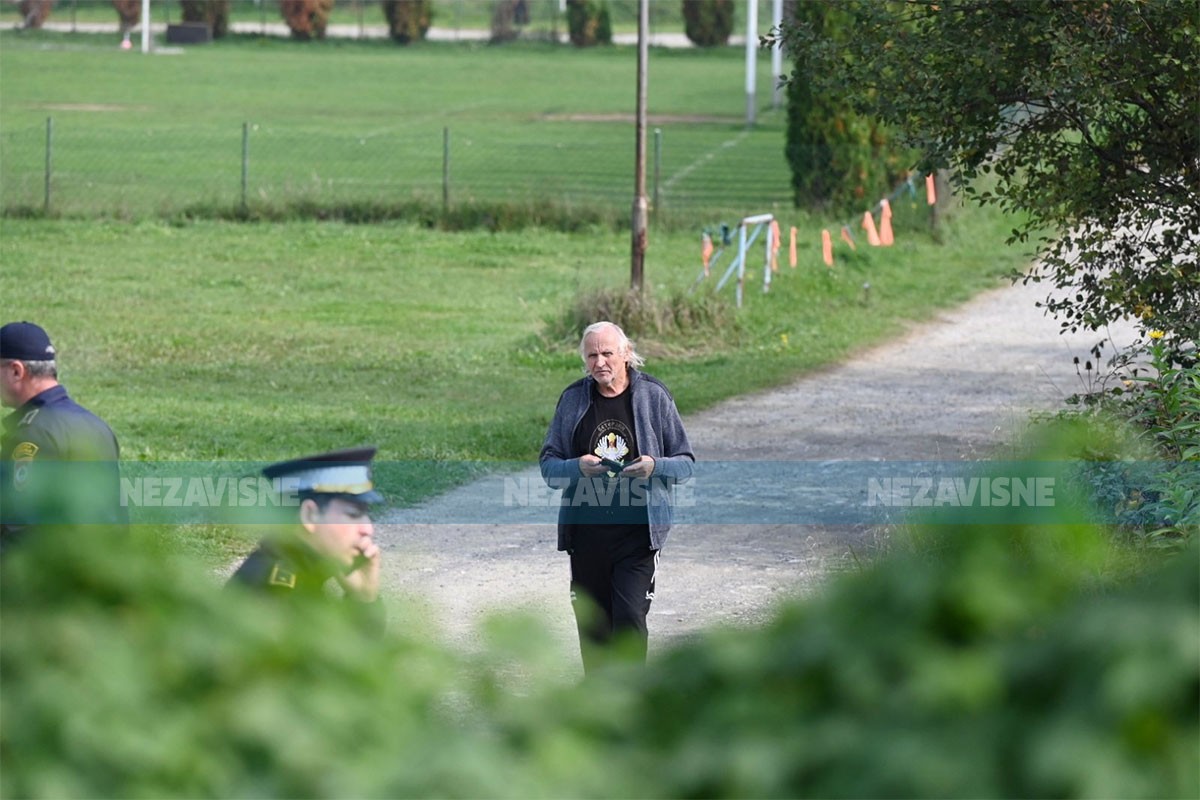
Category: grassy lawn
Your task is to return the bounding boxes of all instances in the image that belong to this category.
[0,28,789,219]
[1,199,1028,468]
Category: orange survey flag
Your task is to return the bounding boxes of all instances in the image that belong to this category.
[879,199,894,246]
[840,226,857,250]
[769,219,781,272]
[701,231,714,275]
[925,174,937,205]
[789,226,798,268]
[821,229,834,267]
[862,211,881,246]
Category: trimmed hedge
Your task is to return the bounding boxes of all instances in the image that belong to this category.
[682,0,734,47]
[382,0,433,44]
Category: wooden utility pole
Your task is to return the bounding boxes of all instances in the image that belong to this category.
[630,0,649,292]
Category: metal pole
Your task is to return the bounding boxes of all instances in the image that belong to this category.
[745,0,758,126]
[652,127,661,215]
[630,0,649,292]
[140,0,150,52]
[442,127,451,214]
[736,222,747,307]
[241,122,249,213]
[771,0,783,109]
[44,117,52,215]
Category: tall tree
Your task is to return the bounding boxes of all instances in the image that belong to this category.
[773,0,1200,360]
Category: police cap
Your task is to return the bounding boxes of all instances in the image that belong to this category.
[0,321,56,361]
[263,446,383,505]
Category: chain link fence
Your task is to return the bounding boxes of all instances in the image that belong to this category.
[3,1,793,222]
[2,118,793,223]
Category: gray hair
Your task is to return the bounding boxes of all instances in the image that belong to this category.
[578,321,645,371]
[19,359,57,379]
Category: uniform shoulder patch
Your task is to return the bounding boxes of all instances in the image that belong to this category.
[268,563,297,589]
[12,442,38,460]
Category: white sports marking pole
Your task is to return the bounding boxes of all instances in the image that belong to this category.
[141,0,150,52]
[745,0,758,126]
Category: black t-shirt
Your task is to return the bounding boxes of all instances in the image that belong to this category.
[566,383,649,529]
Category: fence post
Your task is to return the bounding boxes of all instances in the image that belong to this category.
[44,117,53,215]
[241,122,249,213]
[442,126,450,215]
[652,127,662,216]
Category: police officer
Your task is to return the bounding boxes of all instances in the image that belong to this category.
[227,447,386,634]
[1,321,125,552]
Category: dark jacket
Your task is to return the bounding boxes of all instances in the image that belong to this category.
[540,369,694,551]
[1,385,125,548]
[227,535,387,637]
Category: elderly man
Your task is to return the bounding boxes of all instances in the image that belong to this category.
[540,321,694,674]
[0,321,125,552]
[227,447,386,635]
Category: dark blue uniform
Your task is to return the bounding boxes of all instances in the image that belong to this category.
[1,384,126,550]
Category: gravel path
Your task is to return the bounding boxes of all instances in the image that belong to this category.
[374,277,1139,675]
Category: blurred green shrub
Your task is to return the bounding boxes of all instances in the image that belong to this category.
[566,0,612,47]
[3,459,1195,797]
[681,0,734,47]
[543,284,736,356]
[382,0,433,44]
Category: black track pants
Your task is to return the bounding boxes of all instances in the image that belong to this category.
[568,524,658,674]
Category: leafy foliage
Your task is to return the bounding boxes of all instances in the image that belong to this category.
[279,0,335,40]
[382,0,433,44]
[681,0,734,47]
[543,284,737,357]
[773,0,1200,357]
[783,0,916,212]
[3,470,1195,797]
[565,0,612,47]
[179,0,230,38]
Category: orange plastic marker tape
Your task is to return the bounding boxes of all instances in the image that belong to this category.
[822,229,834,267]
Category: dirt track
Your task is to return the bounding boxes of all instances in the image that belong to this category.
[374,277,1139,675]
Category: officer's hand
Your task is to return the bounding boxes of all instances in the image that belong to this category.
[620,455,655,479]
[339,538,381,602]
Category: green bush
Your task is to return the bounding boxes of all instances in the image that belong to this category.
[543,284,736,356]
[566,0,612,47]
[179,0,230,38]
[1064,339,1200,546]
[2,430,1195,797]
[632,525,1198,798]
[382,0,433,44]
[784,1,914,212]
[681,0,734,47]
[279,0,334,40]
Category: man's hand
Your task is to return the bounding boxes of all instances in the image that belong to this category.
[338,538,382,602]
[579,454,655,478]
[619,455,655,479]
[579,454,613,477]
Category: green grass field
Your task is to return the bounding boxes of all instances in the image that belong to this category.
[1,26,789,220]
